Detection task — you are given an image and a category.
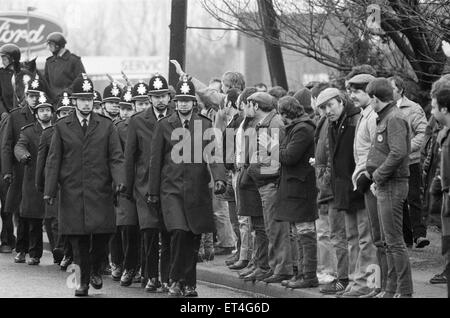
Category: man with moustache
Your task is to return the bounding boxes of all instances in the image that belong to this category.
[124,74,172,292]
[14,92,54,265]
[44,74,125,297]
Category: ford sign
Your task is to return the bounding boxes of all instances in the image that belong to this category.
[0,11,66,53]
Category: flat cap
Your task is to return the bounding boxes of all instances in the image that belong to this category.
[348,74,376,85]
[316,88,341,108]
[247,92,274,109]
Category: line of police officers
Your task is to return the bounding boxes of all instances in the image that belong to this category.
[0,34,227,297]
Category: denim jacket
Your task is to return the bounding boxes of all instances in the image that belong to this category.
[366,102,410,185]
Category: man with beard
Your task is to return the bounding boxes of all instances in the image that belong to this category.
[124,74,172,292]
[36,92,74,266]
[44,32,85,101]
[14,92,54,265]
[102,82,122,122]
[2,73,45,259]
[44,74,125,297]
[148,77,227,297]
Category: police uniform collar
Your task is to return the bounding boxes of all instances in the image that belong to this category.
[153,107,167,119]
[76,111,91,126]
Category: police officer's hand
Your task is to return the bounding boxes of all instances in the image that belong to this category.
[3,174,12,185]
[43,196,54,206]
[214,180,227,195]
[115,184,127,194]
[20,155,32,165]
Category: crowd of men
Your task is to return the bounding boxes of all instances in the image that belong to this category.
[0,31,449,299]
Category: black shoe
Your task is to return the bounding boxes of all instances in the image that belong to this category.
[288,276,319,289]
[0,245,13,254]
[133,269,142,284]
[168,281,184,297]
[430,271,447,284]
[74,284,89,297]
[14,252,26,263]
[160,282,170,293]
[415,237,430,249]
[140,277,149,288]
[27,257,40,265]
[184,286,198,297]
[320,279,349,294]
[90,273,103,290]
[111,263,122,281]
[145,277,162,293]
[214,246,233,256]
[52,248,64,264]
[120,269,136,287]
[239,265,256,279]
[229,260,249,270]
[60,256,73,271]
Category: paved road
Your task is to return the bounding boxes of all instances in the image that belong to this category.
[0,251,257,298]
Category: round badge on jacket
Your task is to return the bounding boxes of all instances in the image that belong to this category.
[377,134,383,143]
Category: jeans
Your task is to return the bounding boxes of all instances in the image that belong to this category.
[344,208,379,292]
[232,171,253,262]
[403,163,427,244]
[293,222,317,277]
[365,191,388,290]
[258,183,292,275]
[213,193,236,248]
[377,179,413,295]
[316,204,337,275]
[328,203,349,280]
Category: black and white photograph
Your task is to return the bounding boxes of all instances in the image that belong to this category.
[0,0,449,302]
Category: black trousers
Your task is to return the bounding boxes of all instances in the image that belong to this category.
[62,236,73,258]
[16,217,43,258]
[0,179,15,247]
[110,225,140,271]
[142,228,171,283]
[169,230,201,287]
[69,234,111,286]
[44,217,61,252]
[403,163,427,244]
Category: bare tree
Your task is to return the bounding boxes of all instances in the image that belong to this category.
[201,0,450,103]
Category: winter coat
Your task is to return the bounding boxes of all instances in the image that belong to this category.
[35,126,58,219]
[367,102,410,186]
[124,107,172,230]
[44,50,85,101]
[14,122,46,218]
[275,115,318,223]
[44,112,125,235]
[397,97,427,165]
[148,112,226,234]
[115,118,138,226]
[328,104,364,212]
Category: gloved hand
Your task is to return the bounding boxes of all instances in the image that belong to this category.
[146,194,160,206]
[356,172,372,194]
[214,180,227,195]
[20,155,32,165]
[115,184,127,194]
[3,174,12,185]
[43,196,55,206]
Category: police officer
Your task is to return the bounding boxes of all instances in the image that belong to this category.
[1,73,45,256]
[44,74,125,297]
[109,86,141,286]
[148,77,227,297]
[36,92,74,266]
[102,82,122,122]
[124,75,172,292]
[14,92,54,265]
[44,32,85,101]
[93,90,103,115]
